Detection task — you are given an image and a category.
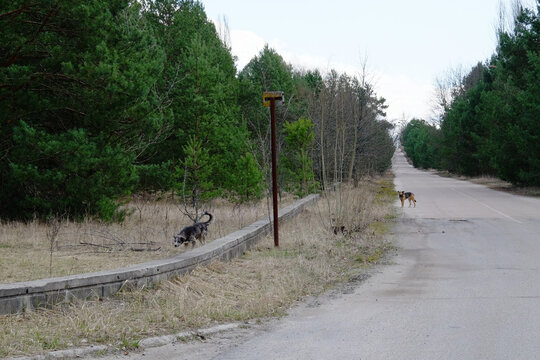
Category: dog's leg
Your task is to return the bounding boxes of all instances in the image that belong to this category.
[410,194,416,207]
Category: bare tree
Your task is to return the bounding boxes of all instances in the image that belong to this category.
[430,65,467,126]
[214,15,232,50]
[431,62,486,127]
[304,65,393,231]
[46,215,62,277]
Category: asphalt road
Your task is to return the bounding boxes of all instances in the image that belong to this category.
[100,149,540,360]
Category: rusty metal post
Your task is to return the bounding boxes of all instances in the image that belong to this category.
[269,98,279,247]
[263,91,283,248]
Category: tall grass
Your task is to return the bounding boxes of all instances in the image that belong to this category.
[0,175,396,358]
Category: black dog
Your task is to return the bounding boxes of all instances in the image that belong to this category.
[173,212,213,248]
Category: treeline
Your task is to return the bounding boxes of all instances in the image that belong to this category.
[401,2,539,186]
[0,0,394,221]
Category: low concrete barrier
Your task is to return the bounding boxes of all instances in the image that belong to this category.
[0,194,319,314]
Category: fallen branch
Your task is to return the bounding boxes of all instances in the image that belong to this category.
[79,242,113,250]
[129,247,161,252]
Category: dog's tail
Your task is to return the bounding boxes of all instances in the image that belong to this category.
[201,211,213,225]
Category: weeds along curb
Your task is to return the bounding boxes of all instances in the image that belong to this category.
[4,322,243,360]
[0,195,319,315]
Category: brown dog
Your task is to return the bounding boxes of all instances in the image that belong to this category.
[398,191,416,208]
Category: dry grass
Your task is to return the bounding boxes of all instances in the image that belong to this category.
[0,175,396,358]
[0,196,295,284]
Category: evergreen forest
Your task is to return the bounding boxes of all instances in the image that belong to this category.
[401,2,540,187]
[0,0,395,221]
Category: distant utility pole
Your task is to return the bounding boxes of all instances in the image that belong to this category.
[263,91,284,247]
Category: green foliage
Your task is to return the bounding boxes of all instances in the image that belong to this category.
[6,122,136,221]
[238,45,297,137]
[229,152,265,202]
[485,5,540,185]
[401,119,442,169]
[282,117,318,197]
[439,80,493,176]
[175,136,218,210]
[284,117,315,146]
[1,1,163,220]
[140,0,262,200]
[0,1,263,220]
[135,162,176,193]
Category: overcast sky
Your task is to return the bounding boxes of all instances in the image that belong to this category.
[200,0,536,123]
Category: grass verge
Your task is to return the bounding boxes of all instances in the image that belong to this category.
[0,174,396,358]
[0,196,296,283]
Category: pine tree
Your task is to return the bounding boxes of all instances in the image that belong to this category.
[140,0,261,199]
[0,1,164,219]
[283,117,317,197]
[488,5,540,185]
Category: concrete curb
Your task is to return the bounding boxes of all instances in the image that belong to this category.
[5,322,244,360]
[0,194,319,315]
